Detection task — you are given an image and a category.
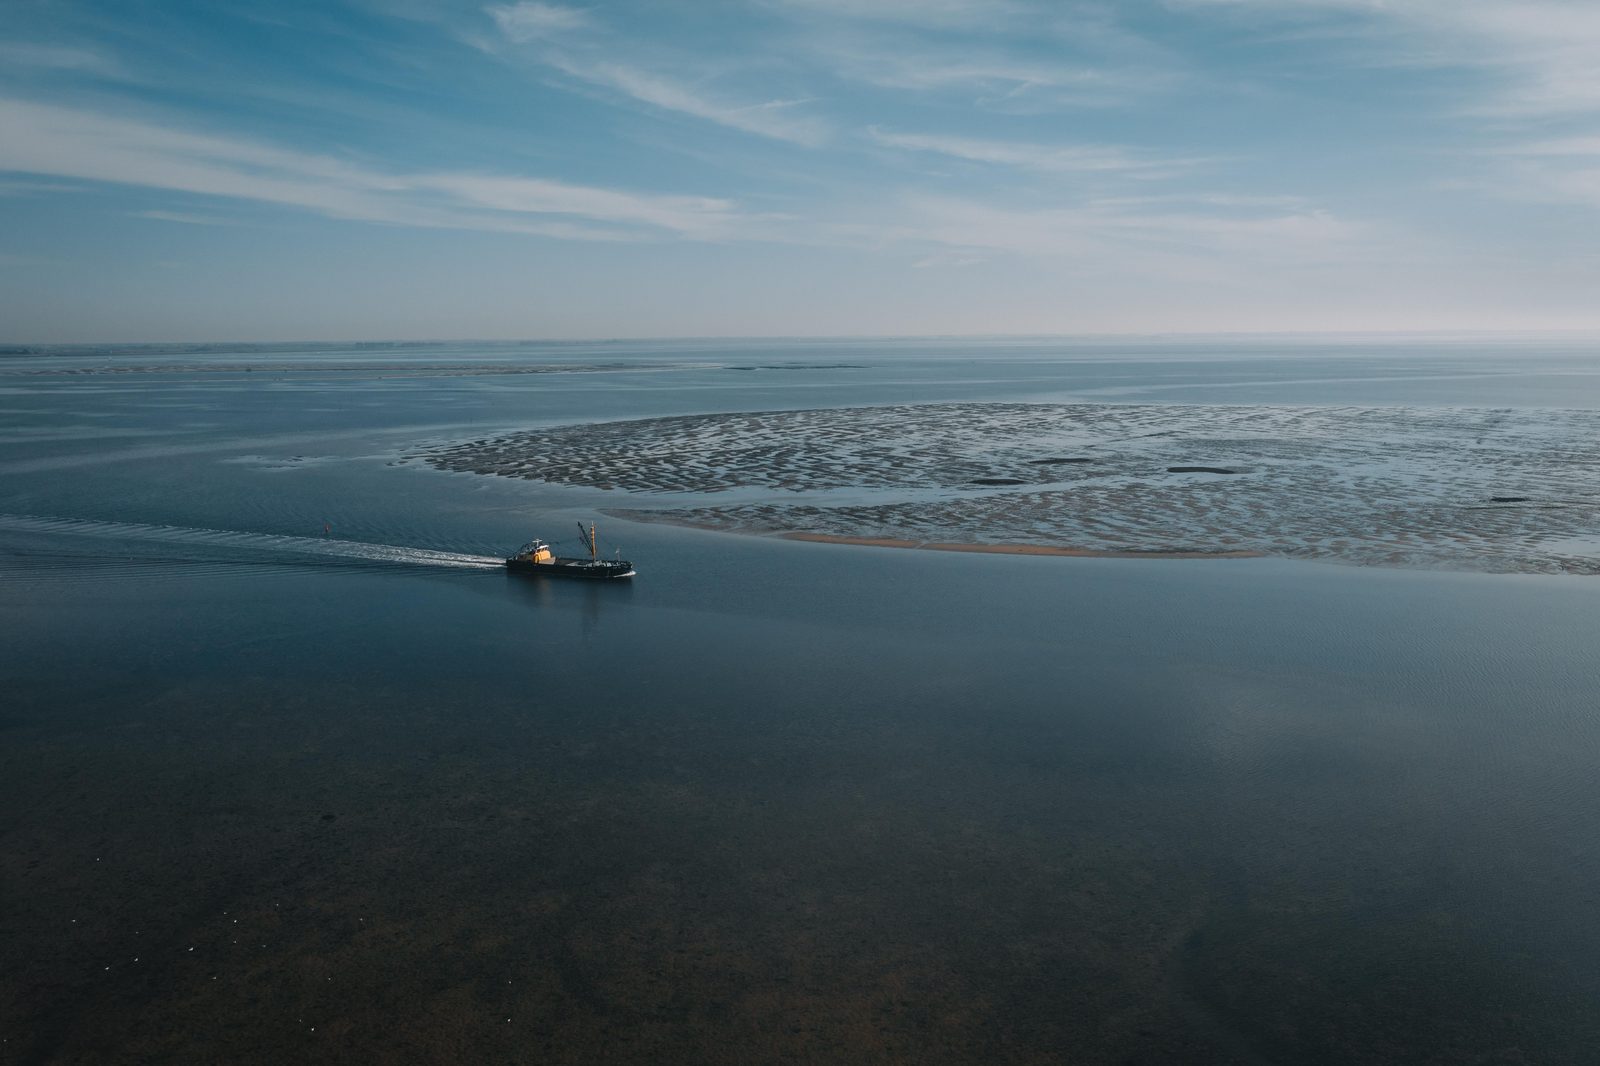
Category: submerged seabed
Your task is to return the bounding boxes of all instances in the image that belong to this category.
[424,402,1600,574]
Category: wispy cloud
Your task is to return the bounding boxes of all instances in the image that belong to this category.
[0,41,121,76]
[911,250,988,268]
[1180,0,1600,117]
[0,177,84,196]
[1486,136,1600,211]
[812,37,1153,108]
[1513,163,1600,210]
[0,98,757,241]
[764,0,1180,110]
[486,0,592,41]
[1511,136,1600,157]
[3,96,1310,265]
[420,172,747,234]
[1175,0,1600,219]
[130,209,237,226]
[482,2,830,145]
[885,193,1364,266]
[543,55,830,146]
[868,127,1197,177]
[763,0,1033,29]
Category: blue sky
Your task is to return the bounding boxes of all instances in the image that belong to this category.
[3,0,1599,341]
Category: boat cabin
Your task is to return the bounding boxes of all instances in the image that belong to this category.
[517,540,555,563]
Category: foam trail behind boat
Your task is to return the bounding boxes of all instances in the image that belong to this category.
[0,513,504,570]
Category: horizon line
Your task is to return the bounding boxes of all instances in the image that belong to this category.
[7,328,1600,350]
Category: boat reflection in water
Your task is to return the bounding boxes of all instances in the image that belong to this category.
[506,522,635,580]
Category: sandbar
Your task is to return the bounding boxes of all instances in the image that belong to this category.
[440,401,1600,575]
[780,531,1261,559]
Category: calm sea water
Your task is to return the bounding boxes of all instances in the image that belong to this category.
[3,336,1600,1063]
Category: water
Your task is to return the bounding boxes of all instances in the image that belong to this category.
[3,336,1600,1063]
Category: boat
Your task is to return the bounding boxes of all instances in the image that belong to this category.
[505,522,635,579]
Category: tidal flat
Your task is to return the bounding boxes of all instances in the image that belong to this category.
[423,402,1600,573]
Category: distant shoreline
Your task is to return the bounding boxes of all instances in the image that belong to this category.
[778,532,1262,559]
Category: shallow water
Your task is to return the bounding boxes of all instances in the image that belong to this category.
[3,336,1600,1063]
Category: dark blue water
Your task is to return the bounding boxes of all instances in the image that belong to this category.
[3,337,1600,1063]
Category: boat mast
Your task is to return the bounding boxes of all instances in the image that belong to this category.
[578,522,597,560]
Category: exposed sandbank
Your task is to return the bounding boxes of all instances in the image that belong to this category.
[442,401,1600,574]
[780,531,1261,560]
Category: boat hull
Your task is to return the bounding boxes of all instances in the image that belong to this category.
[505,556,635,579]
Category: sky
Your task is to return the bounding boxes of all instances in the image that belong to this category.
[2,0,1600,341]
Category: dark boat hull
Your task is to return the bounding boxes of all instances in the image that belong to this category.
[505,556,635,579]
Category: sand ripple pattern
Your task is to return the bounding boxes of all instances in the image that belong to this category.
[422,403,1600,573]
